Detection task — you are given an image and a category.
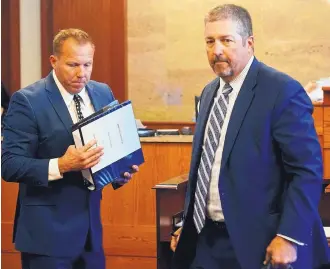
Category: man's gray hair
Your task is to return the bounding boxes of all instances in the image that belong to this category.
[205,4,253,38]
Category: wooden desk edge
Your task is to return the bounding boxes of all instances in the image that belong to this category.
[153,174,189,190]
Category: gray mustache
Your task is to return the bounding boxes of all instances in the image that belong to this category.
[213,55,228,63]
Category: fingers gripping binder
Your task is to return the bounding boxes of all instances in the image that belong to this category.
[72,100,144,191]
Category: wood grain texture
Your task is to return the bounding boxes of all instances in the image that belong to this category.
[324,150,330,180]
[324,107,330,149]
[1,0,20,95]
[106,255,156,269]
[41,0,127,101]
[100,142,192,256]
[313,106,324,136]
[323,89,330,180]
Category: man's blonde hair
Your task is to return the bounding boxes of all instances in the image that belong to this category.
[52,28,95,56]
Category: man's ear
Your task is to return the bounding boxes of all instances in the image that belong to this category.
[49,55,57,69]
[247,36,254,51]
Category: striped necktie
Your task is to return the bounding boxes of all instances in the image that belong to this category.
[193,83,233,233]
[73,94,93,188]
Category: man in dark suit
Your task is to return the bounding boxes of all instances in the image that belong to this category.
[2,28,138,269]
[171,4,330,269]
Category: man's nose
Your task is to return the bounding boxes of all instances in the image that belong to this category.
[213,40,224,56]
[76,66,85,77]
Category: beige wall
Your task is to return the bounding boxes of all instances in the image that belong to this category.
[127,0,330,121]
[20,0,41,88]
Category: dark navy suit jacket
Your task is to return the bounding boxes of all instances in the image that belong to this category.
[172,59,330,269]
[1,73,115,257]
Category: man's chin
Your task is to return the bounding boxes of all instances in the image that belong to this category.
[214,69,233,78]
[66,85,85,94]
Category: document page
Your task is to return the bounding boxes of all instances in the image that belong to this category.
[324,227,330,238]
[80,103,140,173]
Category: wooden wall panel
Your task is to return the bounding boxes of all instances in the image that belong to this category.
[324,150,330,181]
[1,0,20,95]
[323,107,330,149]
[313,105,324,137]
[106,255,156,269]
[100,142,192,262]
[41,0,127,102]
[324,106,330,180]
[1,253,21,269]
[2,223,16,252]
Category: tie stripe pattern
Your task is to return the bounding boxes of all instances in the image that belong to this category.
[73,94,84,121]
[193,83,233,233]
[73,94,92,188]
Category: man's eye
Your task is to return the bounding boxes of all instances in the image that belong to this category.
[206,40,214,45]
[84,63,91,67]
[67,63,76,67]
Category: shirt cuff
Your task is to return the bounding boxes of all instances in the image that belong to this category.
[277,234,305,246]
[48,158,63,181]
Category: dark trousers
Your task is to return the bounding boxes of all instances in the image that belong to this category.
[21,232,105,269]
[21,250,105,269]
[190,218,241,269]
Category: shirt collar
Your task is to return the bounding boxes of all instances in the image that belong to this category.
[219,55,254,93]
[52,70,88,107]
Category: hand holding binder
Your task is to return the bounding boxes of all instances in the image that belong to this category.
[72,100,144,190]
[58,139,104,174]
[115,164,139,185]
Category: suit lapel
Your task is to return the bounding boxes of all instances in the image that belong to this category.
[195,79,220,144]
[45,73,73,136]
[86,83,102,111]
[220,59,259,171]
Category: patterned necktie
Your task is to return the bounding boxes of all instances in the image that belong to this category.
[193,83,233,233]
[73,94,92,187]
[73,94,84,121]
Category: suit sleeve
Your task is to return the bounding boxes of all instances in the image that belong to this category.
[1,91,49,187]
[272,80,323,244]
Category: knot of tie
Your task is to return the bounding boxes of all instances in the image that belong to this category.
[222,83,233,97]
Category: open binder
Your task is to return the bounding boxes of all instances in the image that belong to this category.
[72,100,144,191]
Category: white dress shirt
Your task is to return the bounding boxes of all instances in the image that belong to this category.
[48,71,95,180]
[203,56,303,245]
[206,56,254,221]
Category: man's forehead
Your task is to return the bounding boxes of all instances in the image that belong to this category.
[204,19,240,36]
[58,41,94,57]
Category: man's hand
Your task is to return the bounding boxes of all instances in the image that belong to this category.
[170,227,182,252]
[58,139,104,174]
[264,236,297,268]
[115,165,139,185]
